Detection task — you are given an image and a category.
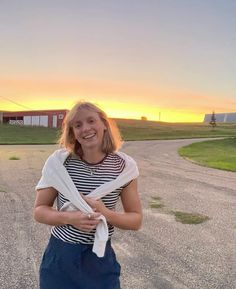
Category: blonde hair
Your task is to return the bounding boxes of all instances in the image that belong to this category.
[58,101,123,156]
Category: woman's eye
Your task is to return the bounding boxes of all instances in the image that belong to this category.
[89,119,95,123]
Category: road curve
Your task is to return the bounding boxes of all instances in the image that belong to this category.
[0,139,235,289]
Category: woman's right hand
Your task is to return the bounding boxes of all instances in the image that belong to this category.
[65,211,101,232]
[34,188,101,232]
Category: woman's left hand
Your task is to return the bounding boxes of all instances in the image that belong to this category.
[83,196,108,215]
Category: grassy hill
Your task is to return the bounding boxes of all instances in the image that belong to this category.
[117,119,236,140]
[0,120,236,144]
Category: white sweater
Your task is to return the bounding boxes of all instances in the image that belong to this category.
[36,149,139,257]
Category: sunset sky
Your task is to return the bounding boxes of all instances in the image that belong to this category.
[0,0,236,122]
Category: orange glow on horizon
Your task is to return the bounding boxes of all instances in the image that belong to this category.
[0,76,231,123]
[0,99,204,123]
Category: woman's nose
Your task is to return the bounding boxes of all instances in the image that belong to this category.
[81,122,91,132]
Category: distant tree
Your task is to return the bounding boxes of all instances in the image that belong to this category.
[141,116,147,121]
[209,111,216,128]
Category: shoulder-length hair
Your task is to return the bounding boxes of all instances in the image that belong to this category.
[58,101,123,156]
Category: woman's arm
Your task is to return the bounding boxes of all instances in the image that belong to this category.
[33,187,101,232]
[84,179,142,230]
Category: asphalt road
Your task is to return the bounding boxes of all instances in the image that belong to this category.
[0,139,235,289]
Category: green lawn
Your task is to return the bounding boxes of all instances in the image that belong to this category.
[1,121,236,144]
[0,124,60,144]
[179,138,236,172]
[117,120,236,140]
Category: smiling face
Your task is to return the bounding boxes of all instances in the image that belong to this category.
[72,108,107,152]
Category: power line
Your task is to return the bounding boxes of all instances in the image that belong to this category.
[0,95,33,110]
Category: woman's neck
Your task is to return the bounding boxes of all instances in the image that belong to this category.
[81,149,106,164]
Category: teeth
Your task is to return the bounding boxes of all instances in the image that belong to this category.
[83,133,96,139]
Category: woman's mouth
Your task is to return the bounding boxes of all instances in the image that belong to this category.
[83,133,96,140]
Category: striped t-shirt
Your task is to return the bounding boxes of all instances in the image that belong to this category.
[51,152,128,244]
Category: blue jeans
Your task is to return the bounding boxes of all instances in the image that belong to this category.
[40,235,121,289]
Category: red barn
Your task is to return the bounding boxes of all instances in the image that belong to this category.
[1,109,68,128]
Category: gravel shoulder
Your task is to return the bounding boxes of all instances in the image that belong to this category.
[0,139,235,289]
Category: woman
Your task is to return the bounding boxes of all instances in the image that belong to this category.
[34,101,142,289]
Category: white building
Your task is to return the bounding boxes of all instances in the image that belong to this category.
[204,112,236,123]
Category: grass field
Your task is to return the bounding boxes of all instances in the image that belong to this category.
[0,124,60,144]
[1,120,236,144]
[117,119,236,140]
[179,138,236,172]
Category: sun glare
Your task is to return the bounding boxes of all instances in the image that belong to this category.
[1,99,204,123]
[97,101,203,123]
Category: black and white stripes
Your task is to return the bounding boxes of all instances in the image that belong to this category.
[51,153,127,244]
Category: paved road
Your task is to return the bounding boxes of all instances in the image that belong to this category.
[0,139,235,289]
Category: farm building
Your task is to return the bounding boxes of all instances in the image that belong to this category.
[0,109,68,128]
[204,112,236,123]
